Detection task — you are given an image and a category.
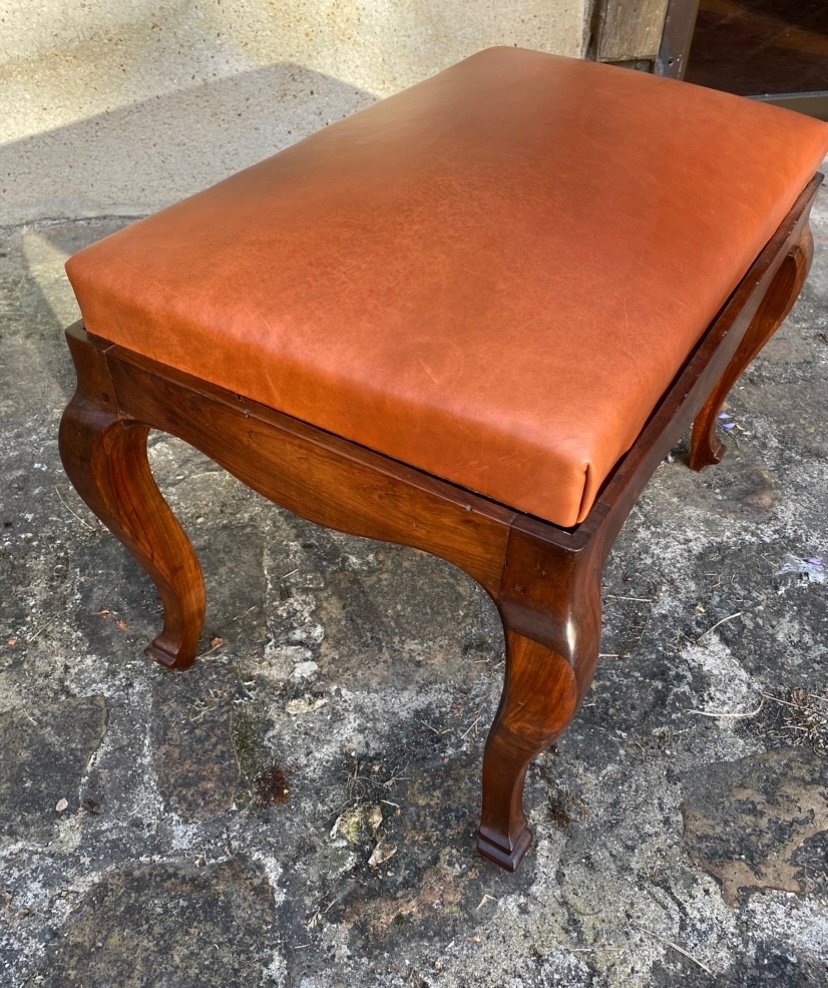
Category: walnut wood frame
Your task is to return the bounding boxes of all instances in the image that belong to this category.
[59,176,819,871]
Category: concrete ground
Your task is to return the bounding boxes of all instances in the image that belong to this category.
[1,179,827,986]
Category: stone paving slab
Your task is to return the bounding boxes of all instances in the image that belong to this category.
[0,696,107,841]
[34,857,277,986]
[0,184,826,986]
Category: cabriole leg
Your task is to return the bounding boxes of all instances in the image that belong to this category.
[478,530,603,871]
[690,225,814,471]
[477,630,581,870]
[59,333,205,669]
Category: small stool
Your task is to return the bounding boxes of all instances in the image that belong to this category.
[60,48,827,870]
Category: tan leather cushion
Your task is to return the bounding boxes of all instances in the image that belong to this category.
[66,47,828,527]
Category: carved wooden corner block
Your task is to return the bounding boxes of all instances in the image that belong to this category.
[58,176,822,871]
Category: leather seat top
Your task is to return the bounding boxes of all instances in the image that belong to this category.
[66,47,828,527]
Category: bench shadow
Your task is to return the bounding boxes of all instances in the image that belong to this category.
[1,62,376,223]
[4,62,375,405]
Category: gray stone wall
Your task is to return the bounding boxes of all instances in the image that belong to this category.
[1,0,592,223]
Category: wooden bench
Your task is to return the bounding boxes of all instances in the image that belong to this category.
[59,48,827,870]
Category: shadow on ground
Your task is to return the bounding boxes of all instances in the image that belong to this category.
[0,63,376,224]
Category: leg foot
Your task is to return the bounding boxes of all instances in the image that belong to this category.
[477,821,534,872]
[690,226,813,471]
[59,342,205,669]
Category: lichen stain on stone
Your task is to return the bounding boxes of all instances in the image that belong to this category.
[681,747,828,905]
